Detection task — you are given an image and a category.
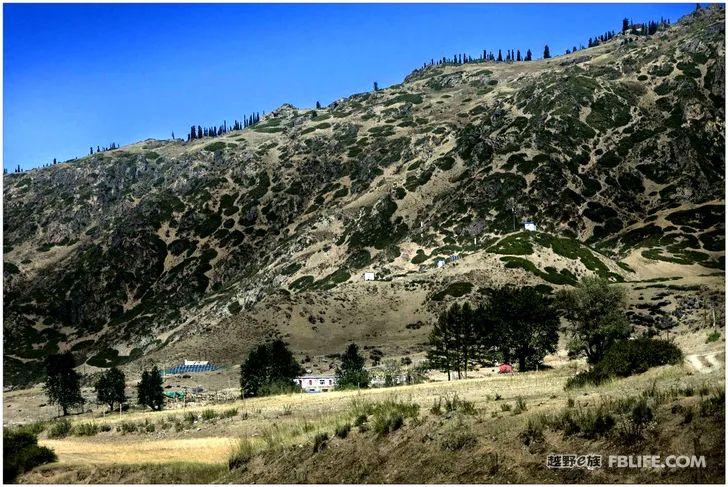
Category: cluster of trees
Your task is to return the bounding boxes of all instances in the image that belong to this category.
[427,287,559,378]
[238,339,373,397]
[427,277,631,377]
[622,17,669,36]
[419,47,537,70]
[240,339,303,397]
[188,113,261,141]
[42,351,165,416]
[89,143,118,155]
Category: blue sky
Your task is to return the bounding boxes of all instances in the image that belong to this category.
[4,3,700,170]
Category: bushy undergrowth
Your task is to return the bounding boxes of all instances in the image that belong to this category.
[430,393,477,416]
[71,422,99,437]
[3,430,57,483]
[566,338,682,389]
[228,438,254,470]
[350,396,420,436]
[335,422,351,439]
[47,419,72,439]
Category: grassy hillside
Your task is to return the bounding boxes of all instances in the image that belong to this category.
[12,343,725,484]
[2,6,725,385]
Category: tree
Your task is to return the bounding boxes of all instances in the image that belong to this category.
[516,50,522,62]
[622,17,629,33]
[94,367,126,411]
[137,365,164,411]
[373,81,379,91]
[480,287,559,371]
[525,49,532,61]
[557,276,632,364]
[427,302,482,379]
[427,307,457,380]
[497,49,503,62]
[43,352,84,416]
[336,343,369,389]
[316,100,321,109]
[543,45,551,59]
[240,339,302,397]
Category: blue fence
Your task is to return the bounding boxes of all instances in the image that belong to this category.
[164,363,218,375]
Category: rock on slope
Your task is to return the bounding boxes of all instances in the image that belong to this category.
[3,6,724,385]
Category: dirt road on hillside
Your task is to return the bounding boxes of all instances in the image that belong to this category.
[685,352,724,374]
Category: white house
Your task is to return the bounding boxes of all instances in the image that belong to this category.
[363,272,376,281]
[436,260,445,268]
[183,360,209,366]
[524,221,537,232]
[295,374,337,393]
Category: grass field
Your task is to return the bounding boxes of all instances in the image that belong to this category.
[14,342,725,483]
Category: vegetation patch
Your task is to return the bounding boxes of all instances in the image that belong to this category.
[430,282,473,301]
[566,338,683,389]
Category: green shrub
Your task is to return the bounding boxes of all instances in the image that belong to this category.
[566,338,683,389]
[437,393,477,415]
[699,389,725,418]
[440,421,477,451]
[618,399,653,441]
[520,418,545,446]
[513,396,527,415]
[203,141,227,152]
[228,438,254,470]
[369,398,419,436]
[47,419,72,439]
[430,282,473,301]
[3,430,57,483]
[184,412,196,424]
[555,406,616,439]
[118,421,138,434]
[72,422,99,437]
[313,432,329,452]
[201,409,218,421]
[354,414,368,427]
[15,422,46,436]
[335,422,351,439]
[706,331,721,343]
[222,408,238,418]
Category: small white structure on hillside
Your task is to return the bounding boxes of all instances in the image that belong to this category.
[363,272,376,281]
[436,260,445,268]
[295,374,337,393]
[184,360,209,366]
[524,221,537,232]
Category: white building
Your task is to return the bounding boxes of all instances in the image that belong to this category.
[436,260,445,268]
[524,221,537,232]
[183,360,209,366]
[295,374,337,393]
[363,272,376,281]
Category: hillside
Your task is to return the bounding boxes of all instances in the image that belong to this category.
[3,6,725,386]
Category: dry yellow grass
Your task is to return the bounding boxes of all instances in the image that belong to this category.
[40,437,233,465]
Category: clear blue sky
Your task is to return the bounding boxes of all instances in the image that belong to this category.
[4,2,700,170]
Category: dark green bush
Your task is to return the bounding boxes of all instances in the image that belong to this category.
[335,422,351,439]
[3,430,57,483]
[313,432,329,452]
[566,338,683,389]
[47,419,72,439]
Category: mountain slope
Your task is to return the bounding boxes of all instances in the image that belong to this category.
[3,6,724,386]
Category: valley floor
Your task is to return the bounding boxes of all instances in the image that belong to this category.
[14,337,726,484]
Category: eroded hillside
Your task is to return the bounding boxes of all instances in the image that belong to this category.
[3,6,725,385]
